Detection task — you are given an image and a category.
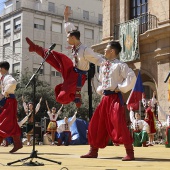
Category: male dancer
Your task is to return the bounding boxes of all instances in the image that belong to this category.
[25,6,104,108]
[80,41,136,161]
[0,61,22,153]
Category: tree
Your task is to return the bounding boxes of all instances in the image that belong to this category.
[14,72,101,123]
[14,71,61,122]
[60,92,101,122]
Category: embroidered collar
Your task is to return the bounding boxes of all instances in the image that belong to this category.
[72,43,82,53]
[106,58,117,63]
[0,73,9,82]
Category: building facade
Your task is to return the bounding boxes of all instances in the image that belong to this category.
[92,0,170,119]
[0,0,103,93]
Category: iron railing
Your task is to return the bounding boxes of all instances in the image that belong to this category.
[114,13,158,40]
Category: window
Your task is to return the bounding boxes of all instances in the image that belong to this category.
[98,14,103,25]
[48,2,55,13]
[3,43,11,58]
[85,29,94,39]
[99,31,103,41]
[33,68,44,75]
[130,0,148,19]
[83,10,89,20]
[53,44,62,52]
[14,17,21,32]
[4,22,11,36]
[4,0,12,8]
[52,22,62,33]
[51,71,61,77]
[13,40,21,54]
[130,0,148,33]
[12,62,20,74]
[34,40,45,48]
[34,18,45,30]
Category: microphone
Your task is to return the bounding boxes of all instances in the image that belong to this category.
[164,72,170,83]
[48,43,56,51]
[46,43,56,55]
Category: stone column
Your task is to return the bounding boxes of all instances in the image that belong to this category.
[102,0,116,41]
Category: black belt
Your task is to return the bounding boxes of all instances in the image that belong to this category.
[103,90,124,105]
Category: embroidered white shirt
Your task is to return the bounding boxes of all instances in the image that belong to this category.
[57,114,76,133]
[97,59,136,94]
[0,74,16,95]
[130,110,149,133]
[64,22,104,71]
[47,110,61,121]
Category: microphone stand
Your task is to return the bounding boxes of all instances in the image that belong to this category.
[7,47,62,166]
[88,63,95,120]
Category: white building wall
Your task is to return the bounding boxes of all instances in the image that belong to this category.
[0,0,102,90]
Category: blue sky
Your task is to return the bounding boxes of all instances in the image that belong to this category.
[0,0,5,12]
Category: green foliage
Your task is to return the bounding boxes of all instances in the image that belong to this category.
[15,71,60,122]
[60,92,101,122]
[14,72,101,123]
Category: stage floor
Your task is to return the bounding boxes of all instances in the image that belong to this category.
[0,144,169,170]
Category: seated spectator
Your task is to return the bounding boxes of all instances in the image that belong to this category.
[56,111,77,146]
[130,107,149,147]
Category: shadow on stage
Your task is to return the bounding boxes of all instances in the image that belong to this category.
[101,157,170,162]
[0,152,72,156]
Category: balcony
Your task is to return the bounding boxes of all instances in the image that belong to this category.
[114,13,158,40]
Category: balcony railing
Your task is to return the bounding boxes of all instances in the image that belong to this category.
[114,13,158,40]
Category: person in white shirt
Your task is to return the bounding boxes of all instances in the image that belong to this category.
[151,91,157,117]
[0,61,22,153]
[130,107,149,147]
[157,103,170,146]
[141,93,147,109]
[25,6,104,108]
[45,100,63,145]
[22,96,42,146]
[56,111,77,146]
[80,41,136,161]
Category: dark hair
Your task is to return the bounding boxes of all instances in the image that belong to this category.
[68,30,80,40]
[0,61,10,70]
[28,102,33,105]
[108,41,122,55]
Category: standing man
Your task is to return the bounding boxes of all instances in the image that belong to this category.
[80,41,136,161]
[25,6,104,108]
[0,61,22,153]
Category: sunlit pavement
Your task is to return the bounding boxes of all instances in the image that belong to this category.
[0,144,169,170]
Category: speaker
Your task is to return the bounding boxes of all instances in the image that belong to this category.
[34,123,42,142]
[41,118,50,133]
[43,133,52,145]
